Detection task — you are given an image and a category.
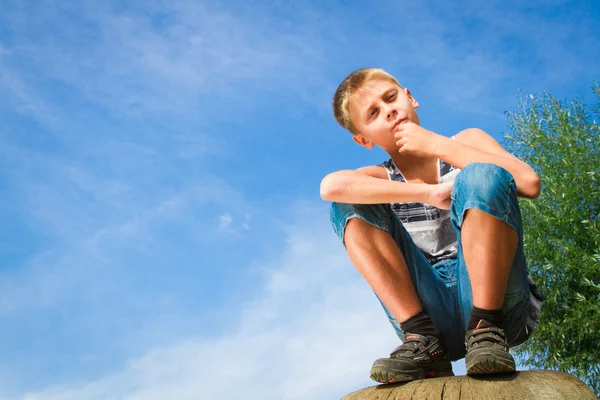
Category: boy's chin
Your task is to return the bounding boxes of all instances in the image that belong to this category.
[381,145,399,154]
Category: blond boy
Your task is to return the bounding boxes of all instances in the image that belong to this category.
[321,68,543,383]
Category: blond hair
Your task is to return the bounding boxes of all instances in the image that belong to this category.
[332,68,402,134]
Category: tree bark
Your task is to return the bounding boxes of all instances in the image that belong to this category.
[341,370,597,400]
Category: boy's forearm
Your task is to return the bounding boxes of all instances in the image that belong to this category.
[432,136,541,199]
[433,136,509,169]
[320,170,431,204]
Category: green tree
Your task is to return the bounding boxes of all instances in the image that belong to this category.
[503,84,600,395]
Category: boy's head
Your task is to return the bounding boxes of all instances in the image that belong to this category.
[332,68,419,151]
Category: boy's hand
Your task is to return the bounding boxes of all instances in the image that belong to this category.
[427,181,453,210]
[394,123,441,157]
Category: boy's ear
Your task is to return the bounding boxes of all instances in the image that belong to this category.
[352,133,375,149]
[404,88,419,109]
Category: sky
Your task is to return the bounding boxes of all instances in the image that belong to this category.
[0,0,598,399]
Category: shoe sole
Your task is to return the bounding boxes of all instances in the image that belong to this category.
[370,364,455,384]
[466,349,516,375]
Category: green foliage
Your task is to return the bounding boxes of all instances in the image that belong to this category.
[503,84,600,394]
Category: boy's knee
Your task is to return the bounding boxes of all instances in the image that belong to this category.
[344,216,376,241]
[453,163,515,201]
[329,202,389,243]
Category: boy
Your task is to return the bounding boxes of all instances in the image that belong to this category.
[320,68,543,383]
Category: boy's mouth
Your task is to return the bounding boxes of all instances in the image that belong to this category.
[392,117,408,129]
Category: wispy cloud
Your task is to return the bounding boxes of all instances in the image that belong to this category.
[218,212,233,233]
[218,212,252,235]
[0,1,332,122]
[6,205,402,400]
[3,0,596,139]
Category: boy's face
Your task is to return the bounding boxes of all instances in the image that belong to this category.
[349,78,420,152]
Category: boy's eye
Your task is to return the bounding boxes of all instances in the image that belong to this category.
[387,92,396,101]
[368,108,378,119]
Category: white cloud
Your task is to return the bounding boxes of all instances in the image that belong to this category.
[218,212,233,232]
[218,212,252,236]
[0,1,332,122]
[0,164,248,320]
[242,214,251,230]
[218,212,252,235]
[10,205,407,400]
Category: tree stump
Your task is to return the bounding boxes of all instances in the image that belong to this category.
[341,370,597,400]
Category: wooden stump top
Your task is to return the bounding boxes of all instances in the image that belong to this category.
[341,370,596,400]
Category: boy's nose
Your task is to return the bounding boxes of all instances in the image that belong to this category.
[386,108,398,120]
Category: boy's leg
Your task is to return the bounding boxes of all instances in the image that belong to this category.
[344,217,422,323]
[450,163,532,375]
[330,202,460,382]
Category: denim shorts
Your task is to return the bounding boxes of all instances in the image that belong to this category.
[329,163,534,361]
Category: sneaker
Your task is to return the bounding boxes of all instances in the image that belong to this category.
[370,333,454,383]
[465,319,516,375]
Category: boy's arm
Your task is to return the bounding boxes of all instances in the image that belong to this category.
[394,124,541,199]
[320,166,452,209]
[435,128,541,199]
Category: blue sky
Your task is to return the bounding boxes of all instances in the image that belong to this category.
[0,0,598,398]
